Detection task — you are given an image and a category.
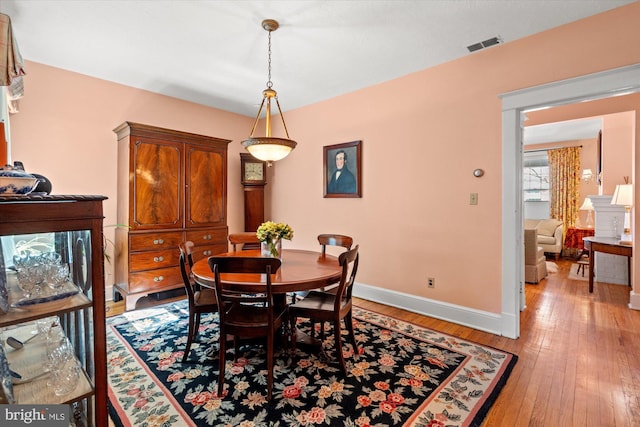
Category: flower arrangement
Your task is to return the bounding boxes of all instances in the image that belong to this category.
[256,221,293,242]
[256,221,293,258]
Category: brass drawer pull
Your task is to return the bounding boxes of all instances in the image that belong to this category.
[203,250,212,256]
[153,256,164,262]
[153,276,164,282]
[153,239,165,245]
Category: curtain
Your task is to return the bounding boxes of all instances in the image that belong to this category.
[548,146,581,234]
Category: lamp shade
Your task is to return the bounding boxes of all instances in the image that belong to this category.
[579,197,594,211]
[611,184,633,207]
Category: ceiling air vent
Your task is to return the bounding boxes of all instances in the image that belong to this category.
[467,36,503,53]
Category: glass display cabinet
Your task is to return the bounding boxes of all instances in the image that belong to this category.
[0,195,107,427]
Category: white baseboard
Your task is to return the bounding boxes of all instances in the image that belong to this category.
[106,284,114,302]
[105,280,507,335]
[629,290,640,310]
[353,282,504,336]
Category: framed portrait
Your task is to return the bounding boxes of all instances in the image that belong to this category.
[323,140,362,198]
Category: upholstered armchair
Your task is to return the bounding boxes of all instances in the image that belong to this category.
[524,218,564,260]
[524,228,548,284]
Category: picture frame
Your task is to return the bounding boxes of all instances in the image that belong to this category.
[323,140,362,198]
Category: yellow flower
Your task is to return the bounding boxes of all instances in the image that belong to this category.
[256,221,294,242]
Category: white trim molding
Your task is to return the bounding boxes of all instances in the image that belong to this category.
[353,283,503,336]
[629,291,640,310]
[501,63,640,337]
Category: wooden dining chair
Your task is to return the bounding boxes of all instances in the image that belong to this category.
[179,241,219,363]
[318,234,353,256]
[292,234,353,303]
[228,232,260,251]
[207,256,286,400]
[302,234,354,327]
[289,245,360,375]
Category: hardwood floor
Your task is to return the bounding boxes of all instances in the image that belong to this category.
[106,259,640,426]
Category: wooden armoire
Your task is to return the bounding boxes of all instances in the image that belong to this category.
[113,122,230,310]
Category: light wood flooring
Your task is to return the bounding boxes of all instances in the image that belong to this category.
[106,258,640,426]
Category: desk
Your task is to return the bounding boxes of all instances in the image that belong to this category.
[583,237,632,293]
[191,249,342,294]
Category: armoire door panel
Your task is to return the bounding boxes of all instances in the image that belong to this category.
[133,139,182,229]
[186,146,226,227]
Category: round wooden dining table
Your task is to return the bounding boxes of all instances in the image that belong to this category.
[191,249,342,293]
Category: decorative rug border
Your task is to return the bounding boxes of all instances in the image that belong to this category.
[350,307,518,426]
[108,302,518,427]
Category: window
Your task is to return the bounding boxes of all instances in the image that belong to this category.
[523,152,549,202]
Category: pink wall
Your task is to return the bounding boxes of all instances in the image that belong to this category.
[271,2,640,313]
[8,62,253,288]
[6,2,640,315]
[602,112,634,192]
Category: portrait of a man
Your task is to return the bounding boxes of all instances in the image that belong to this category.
[323,140,362,198]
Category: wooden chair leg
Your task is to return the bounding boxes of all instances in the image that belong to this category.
[182,314,196,363]
[267,334,274,401]
[345,311,359,358]
[334,319,347,375]
[217,331,227,398]
[193,314,201,340]
[289,316,297,352]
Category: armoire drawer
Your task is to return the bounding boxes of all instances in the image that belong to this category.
[130,231,183,252]
[128,267,183,293]
[186,228,227,246]
[129,249,180,272]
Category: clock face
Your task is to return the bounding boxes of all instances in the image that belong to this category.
[244,162,264,181]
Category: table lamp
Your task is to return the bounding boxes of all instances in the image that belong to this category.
[579,197,594,229]
[611,184,633,245]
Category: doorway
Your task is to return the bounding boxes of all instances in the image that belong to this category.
[500,64,640,339]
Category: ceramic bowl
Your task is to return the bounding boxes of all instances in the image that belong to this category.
[0,176,40,195]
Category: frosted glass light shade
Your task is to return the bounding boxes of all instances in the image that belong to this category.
[243,138,295,162]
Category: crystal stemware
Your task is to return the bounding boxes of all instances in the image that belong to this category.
[16,265,45,298]
[48,263,70,291]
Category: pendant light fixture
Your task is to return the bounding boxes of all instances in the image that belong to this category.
[242,19,297,164]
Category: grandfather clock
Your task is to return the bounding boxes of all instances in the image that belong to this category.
[240,153,266,231]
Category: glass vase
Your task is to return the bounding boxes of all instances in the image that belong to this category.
[261,238,282,258]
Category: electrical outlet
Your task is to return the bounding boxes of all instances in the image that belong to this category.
[470,193,478,205]
[428,278,435,288]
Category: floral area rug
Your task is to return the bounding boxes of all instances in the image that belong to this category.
[107,300,517,427]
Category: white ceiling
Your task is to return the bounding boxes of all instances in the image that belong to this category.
[524,118,603,145]
[1,0,634,117]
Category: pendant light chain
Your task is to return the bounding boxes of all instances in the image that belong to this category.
[267,29,273,89]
